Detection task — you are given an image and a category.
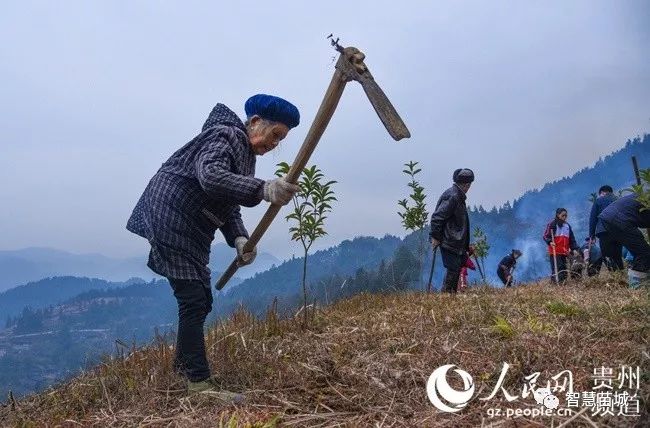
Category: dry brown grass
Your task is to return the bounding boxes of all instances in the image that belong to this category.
[1,275,648,427]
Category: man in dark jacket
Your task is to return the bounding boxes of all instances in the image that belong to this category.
[127,95,300,398]
[589,185,622,270]
[596,194,650,272]
[430,168,474,293]
[497,249,522,286]
[589,185,616,238]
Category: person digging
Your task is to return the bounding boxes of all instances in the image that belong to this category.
[126,95,301,400]
[497,249,522,286]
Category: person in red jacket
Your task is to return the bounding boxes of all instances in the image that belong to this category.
[543,208,579,284]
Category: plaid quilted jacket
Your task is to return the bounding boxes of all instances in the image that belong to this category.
[126,103,265,286]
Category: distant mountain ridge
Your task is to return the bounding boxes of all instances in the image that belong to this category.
[0,280,175,398]
[3,136,644,294]
[466,134,650,282]
[214,235,403,316]
[0,244,279,292]
[0,275,245,320]
[0,248,156,293]
[0,277,138,320]
[1,134,647,399]
[0,236,403,398]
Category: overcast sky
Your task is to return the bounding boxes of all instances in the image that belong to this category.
[1,1,649,261]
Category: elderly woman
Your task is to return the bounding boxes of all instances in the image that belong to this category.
[126,94,300,399]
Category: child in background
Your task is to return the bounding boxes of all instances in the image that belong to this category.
[459,247,477,291]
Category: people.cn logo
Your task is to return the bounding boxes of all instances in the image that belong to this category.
[426,364,475,413]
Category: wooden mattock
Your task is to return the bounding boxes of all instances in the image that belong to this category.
[215,42,411,290]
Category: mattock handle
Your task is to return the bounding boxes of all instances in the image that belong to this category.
[215,55,349,290]
[215,43,410,290]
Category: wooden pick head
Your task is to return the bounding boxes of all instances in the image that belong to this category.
[335,46,411,141]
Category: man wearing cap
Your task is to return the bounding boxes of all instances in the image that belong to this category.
[126,95,300,399]
[429,168,475,293]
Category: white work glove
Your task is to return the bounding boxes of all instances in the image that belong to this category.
[234,237,257,266]
[263,178,300,206]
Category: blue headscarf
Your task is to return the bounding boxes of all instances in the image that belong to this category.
[245,94,300,129]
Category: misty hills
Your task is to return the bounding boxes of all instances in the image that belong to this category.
[217,134,650,305]
[0,236,404,398]
[3,134,644,295]
[214,235,403,316]
[0,279,175,398]
[0,134,647,399]
[0,247,154,293]
[0,277,142,320]
[0,275,243,320]
[0,244,280,293]
[465,134,650,282]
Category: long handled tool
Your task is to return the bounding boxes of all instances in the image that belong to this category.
[584,238,593,276]
[215,40,410,290]
[550,230,559,284]
[505,264,516,287]
[426,247,438,293]
[567,251,574,281]
[473,255,485,282]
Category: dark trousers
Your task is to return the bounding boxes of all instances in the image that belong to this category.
[598,232,625,271]
[497,270,509,286]
[169,278,213,382]
[599,223,650,271]
[549,255,568,284]
[586,258,603,277]
[441,248,463,293]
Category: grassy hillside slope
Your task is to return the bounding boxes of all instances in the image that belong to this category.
[2,276,648,427]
